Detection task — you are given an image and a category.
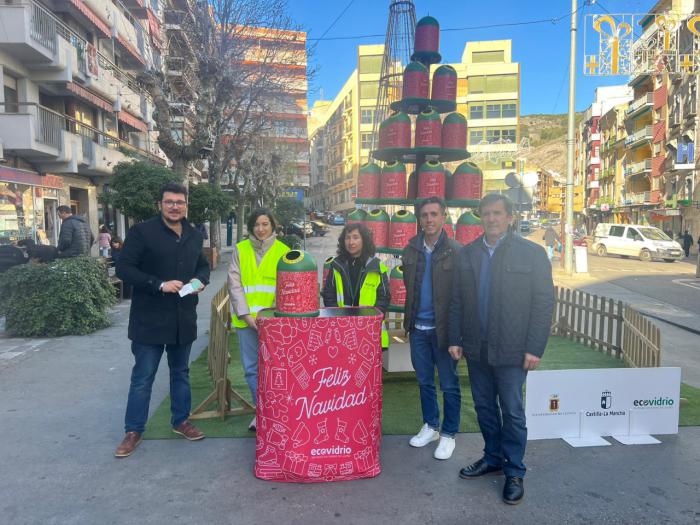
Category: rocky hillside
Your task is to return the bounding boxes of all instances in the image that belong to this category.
[520,113,583,174]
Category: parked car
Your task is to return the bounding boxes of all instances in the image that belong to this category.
[285,221,313,237]
[330,214,346,225]
[592,223,683,262]
[519,220,531,233]
[310,221,330,237]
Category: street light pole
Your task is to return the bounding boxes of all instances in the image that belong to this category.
[564,0,577,274]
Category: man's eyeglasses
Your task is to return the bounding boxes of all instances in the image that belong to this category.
[163,200,187,208]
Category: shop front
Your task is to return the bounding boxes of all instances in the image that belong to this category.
[0,167,63,246]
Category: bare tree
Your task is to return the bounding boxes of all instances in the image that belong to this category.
[140,0,310,247]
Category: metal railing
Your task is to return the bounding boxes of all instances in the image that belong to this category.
[624,159,652,177]
[624,125,653,146]
[626,191,652,204]
[36,105,64,150]
[626,93,653,115]
[29,0,56,53]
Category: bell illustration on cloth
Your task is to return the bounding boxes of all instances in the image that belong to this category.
[353,420,369,445]
[292,421,311,447]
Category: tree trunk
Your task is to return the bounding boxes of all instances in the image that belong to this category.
[236,195,246,242]
[210,217,221,250]
[173,158,188,181]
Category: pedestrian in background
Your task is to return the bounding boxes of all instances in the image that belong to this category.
[448,194,554,505]
[322,223,390,348]
[114,182,210,458]
[110,237,123,263]
[542,225,560,261]
[98,225,112,257]
[227,208,288,431]
[57,205,94,257]
[402,196,462,460]
[682,230,693,258]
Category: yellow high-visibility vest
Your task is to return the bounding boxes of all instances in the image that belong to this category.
[231,238,289,328]
[333,262,390,348]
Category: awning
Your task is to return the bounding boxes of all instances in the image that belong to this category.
[67,82,113,113]
[0,166,64,189]
[68,0,111,39]
[118,110,148,132]
[117,34,146,65]
[147,10,163,50]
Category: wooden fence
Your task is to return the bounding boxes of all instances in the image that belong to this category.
[190,284,255,420]
[552,286,660,367]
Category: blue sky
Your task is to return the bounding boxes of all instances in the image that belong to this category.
[291,0,656,115]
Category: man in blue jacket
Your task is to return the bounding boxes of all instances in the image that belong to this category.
[448,194,553,505]
[114,182,210,458]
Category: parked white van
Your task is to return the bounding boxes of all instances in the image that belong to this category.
[592,223,683,262]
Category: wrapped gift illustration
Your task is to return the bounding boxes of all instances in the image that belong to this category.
[283,451,308,476]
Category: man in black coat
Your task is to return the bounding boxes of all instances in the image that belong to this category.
[56,205,94,257]
[114,182,210,458]
[448,194,553,505]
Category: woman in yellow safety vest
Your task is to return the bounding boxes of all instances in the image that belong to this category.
[227,208,289,431]
[321,223,390,348]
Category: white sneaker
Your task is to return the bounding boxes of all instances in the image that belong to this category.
[409,423,439,447]
[433,436,456,460]
[248,416,257,432]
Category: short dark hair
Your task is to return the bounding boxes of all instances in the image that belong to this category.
[416,196,446,216]
[57,205,71,214]
[160,182,188,201]
[478,193,514,216]
[337,223,376,260]
[246,208,278,235]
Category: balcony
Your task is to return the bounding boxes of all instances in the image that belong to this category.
[625,191,651,204]
[588,132,601,143]
[624,159,652,178]
[625,125,653,147]
[0,103,64,157]
[0,0,57,63]
[626,93,653,119]
[587,155,600,166]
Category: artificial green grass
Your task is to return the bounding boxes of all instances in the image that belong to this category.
[144,335,700,439]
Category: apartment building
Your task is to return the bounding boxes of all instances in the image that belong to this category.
[308,44,381,212]
[452,40,520,192]
[0,0,165,247]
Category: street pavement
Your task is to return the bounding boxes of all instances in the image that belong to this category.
[1,228,700,524]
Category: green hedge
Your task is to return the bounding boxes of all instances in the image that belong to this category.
[0,257,116,337]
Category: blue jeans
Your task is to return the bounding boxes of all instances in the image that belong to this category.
[409,328,461,436]
[467,352,528,477]
[124,342,192,433]
[236,327,259,406]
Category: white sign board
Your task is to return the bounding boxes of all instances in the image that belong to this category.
[526,368,681,441]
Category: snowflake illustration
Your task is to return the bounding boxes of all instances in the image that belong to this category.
[348,353,356,365]
[309,355,318,365]
[285,393,294,403]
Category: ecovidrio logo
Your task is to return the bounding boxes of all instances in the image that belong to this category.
[633,396,675,408]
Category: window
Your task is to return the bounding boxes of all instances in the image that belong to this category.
[470,105,484,119]
[486,75,518,93]
[3,73,18,113]
[469,130,484,144]
[361,109,374,125]
[360,81,379,99]
[626,228,642,241]
[457,78,468,97]
[609,225,625,237]
[503,128,516,142]
[502,103,516,118]
[359,55,382,75]
[487,104,501,119]
[472,50,505,63]
[468,76,485,94]
[361,132,372,150]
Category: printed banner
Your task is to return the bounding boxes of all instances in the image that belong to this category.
[526,368,681,440]
[255,308,384,482]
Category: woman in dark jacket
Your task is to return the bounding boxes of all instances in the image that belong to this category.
[322,223,390,347]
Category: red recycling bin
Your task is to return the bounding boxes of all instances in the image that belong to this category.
[255,308,384,482]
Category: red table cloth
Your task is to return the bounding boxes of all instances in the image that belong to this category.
[255,308,384,482]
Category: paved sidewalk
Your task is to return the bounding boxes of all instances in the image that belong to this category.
[1,253,699,524]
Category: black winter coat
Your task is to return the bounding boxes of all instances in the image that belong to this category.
[321,255,390,313]
[402,231,462,349]
[57,216,94,257]
[117,216,210,345]
[448,233,554,366]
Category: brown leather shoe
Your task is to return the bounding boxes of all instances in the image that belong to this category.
[172,420,205,441]
[114,431,142,458]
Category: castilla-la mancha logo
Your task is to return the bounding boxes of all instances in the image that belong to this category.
[549,394,560,413]
[600,390,612,409]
